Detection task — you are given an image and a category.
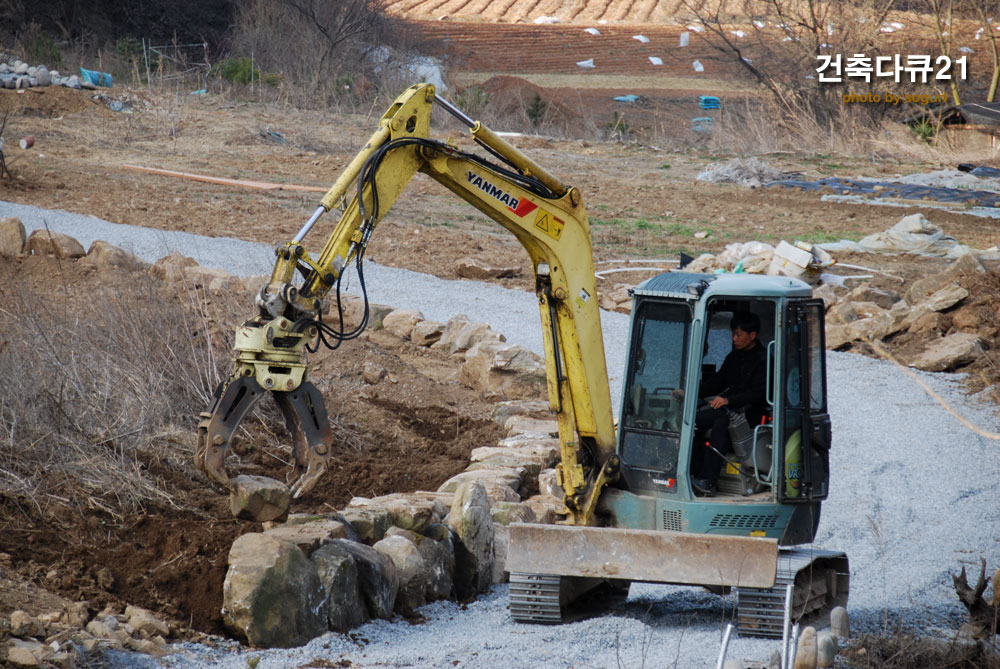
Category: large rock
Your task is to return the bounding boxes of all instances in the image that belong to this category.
[503,415,559,437]
[523,494,563,525]
[845,284,901,310]
[471,445,559,470]
[907,333,985,371]
[221,533,327,648]
[489,399,551,426]
[793,626,817,669]
[455,257,521,279]
[229,475,291,523]
[437,468,522,495]
[311,542,365,631]
[411,320,445,346]
[149,252,198,282]
[411,525,455,601]
[448,481,494,595]
[124,605,169,637]
[330,539,399,619]
[263,518,349,555]
[347,492,448,534]
[432,315,505,354]
[0,216,25,256]
[459,341,546,399]
[340,507,391,543]
[382,309,424,339]
[24,230,85,259]
[79,240,145,272]
[373,533,428,613]
[490,501,535,526]
[905,253,985,305]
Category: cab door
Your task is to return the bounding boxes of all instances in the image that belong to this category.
[777,299,831,501]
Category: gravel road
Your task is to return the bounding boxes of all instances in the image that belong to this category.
[10,202,999,668]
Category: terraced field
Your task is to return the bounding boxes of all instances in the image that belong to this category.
[386,0,717,24]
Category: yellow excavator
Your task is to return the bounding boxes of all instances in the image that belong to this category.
[197,83,848,636]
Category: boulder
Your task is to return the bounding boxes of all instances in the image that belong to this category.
[478,479,522,506]
[811,283,839,309]
[523,494,563,525]
[149,252,198,282]
[35,66,50,86]
[382,309,424,339]
[79,240,145,272]
[470,445,559,470]
[184,265,230,289]
[329,539,399,619]
[229,475,291,523]
[374,534,428,613]
[0,216,26,256]
[845,284,901,309]
[124,605,169,637]
[221,533,327,648]
[448,480,494,595]
[793,626,817,669]
[263,519,349,555]
[411,320,445,346]
[497,433,560,450]
[347,493,446,534]
[493,523,510,585]
[503,415,559,437]
[432,315,505,354]
[455,256,521,279]
[339,507,392,543]
[362,362,387,385]
[830,605,850,639]
[907,333,985,372]
[905,253,985,304]
[489,399,551,426]
[817,630,837,667]
[490,501,536,526]
[311,542,365,631]
[7,639,53,666]
[537,468,562,498]
[24,230,85,259]
[459,341,546,398]
[412,526,455,601]
[10,610,43,637]
[437,468,522,495]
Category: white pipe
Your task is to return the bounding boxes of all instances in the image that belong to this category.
[595,267,670,277]
[787,623,800,669]
[781,583,794,669]
[716,623,734,669]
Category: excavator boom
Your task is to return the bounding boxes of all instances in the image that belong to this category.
[197,83,617,515]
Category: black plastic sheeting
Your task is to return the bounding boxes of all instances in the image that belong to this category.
[765,176,1000,207]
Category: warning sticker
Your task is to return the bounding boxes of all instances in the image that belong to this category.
[534,210,564,240]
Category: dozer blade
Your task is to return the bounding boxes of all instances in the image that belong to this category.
[508,523,778,588]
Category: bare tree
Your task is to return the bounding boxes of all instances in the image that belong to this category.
[679,0,896,126]
[231,0,396,106]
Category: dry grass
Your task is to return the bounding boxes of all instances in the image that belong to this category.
[0,260,235,520]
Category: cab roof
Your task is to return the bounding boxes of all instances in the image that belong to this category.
[634,271,813,300]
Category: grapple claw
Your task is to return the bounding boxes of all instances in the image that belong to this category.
[275,381,333,499]
[196,376,265,490]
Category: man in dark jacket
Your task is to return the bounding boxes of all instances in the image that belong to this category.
[691,311,767,496]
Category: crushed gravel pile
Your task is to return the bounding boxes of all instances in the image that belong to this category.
[8,202,998,668]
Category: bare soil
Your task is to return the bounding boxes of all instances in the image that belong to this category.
[0,31,998,649]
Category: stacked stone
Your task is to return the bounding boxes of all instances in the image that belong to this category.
[0,59,101,90]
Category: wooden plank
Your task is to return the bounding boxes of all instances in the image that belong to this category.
[122,163,328,192]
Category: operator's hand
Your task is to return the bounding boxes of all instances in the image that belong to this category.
[708,395,729,410]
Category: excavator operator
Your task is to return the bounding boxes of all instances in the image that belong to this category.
[691,311,767,496]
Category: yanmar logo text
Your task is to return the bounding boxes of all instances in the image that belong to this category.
[466,171,537,217]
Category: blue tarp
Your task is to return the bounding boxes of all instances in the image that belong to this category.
[699,95,721,109]
[80,67,113,87]
[613,94,640,103]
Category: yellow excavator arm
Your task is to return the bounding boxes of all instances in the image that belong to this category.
[197,83,617,521]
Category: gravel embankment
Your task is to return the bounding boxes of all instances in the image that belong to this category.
[9,202,999,668]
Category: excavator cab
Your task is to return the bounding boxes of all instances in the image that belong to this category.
[510,271,848,634]
[611,271,832,540]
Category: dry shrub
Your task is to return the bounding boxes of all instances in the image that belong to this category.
[843,633,998,668]
[227,0,426,109]
[0,260,236,519]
